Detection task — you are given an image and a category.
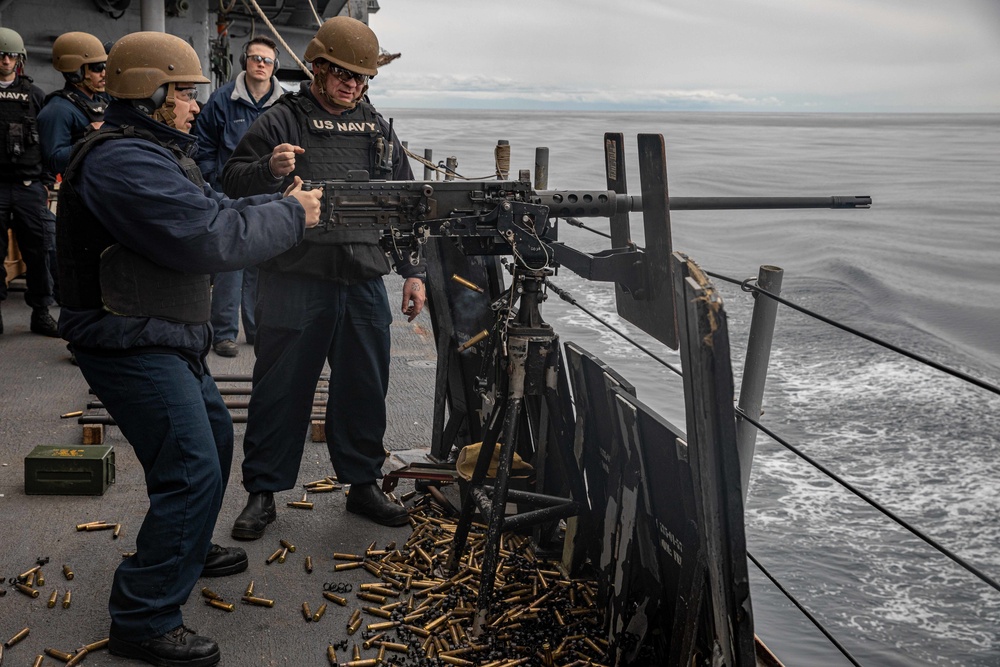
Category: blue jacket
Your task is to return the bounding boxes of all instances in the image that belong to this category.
[37,85,110,176]
[58,102,305,354]
[193,72,283,190]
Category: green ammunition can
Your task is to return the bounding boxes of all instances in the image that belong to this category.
[24,445,115,495]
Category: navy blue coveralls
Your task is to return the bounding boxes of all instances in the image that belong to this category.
[57,102,305,640]
[222,85,420,491]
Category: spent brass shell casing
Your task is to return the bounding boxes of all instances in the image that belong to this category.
[376,645,386,662]
[343,659,377,667]
[201,587,222,600]
[334,562,362,572]
[36,570,45,586]
[278,548,289,564]
[301,602,312,621]
[206,599,235,612]
[347,609,362,626]
[353,644,362,661]
[266,547,284,564]
[347,617,363,635]
[357,592,386,604]
[323,591,348,606]
[362,632,384,650]
[279,539,297,552]
[379,641,409,653]
[48,589,59,608]
[458,330,490,351]
[61,410,84,418]
[451,273,485,293]
[362,605,391,619]
[18,564,42,580]
[63,564,74,580]
[65,647,89,666]
[439,656,474,667]
[33,655,45,667]
[245,580,255,596]
[286,501,314,509]
[308,484,337,492]
[333,552,363,561]
[113,523,122,539]
[305,556,313,573]
[74,521,106,531]
[45,647,75,661]
[241,595,275,607]
[366,620,398,632]
[84,522,116,531]
[16,583,40,598]
[4,626,30,647]
[312,603,328,622]
[327,644,339,666]
[82,638,109,652]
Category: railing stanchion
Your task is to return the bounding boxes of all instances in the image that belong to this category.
[736,264,783,502]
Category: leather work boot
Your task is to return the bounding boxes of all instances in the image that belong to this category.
[346,483,410,527]
[109,624,220,667]
[201,544,248,577]
[30,307,59,337]
[212,339,238,357]
[231,491,275,540]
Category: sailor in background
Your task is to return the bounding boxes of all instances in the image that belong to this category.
[38,31,110,176]
[223,16,426,538]
[56,31,320,667]
[0,26,59,337]
[193,35,284,359]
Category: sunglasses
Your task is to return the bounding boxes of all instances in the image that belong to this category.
[0,52,21,60]
[247,54,275,66]
[173,86,199,102]
[329,64,369,85]
[87,62,107,73]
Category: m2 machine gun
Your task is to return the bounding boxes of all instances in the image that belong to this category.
[307,133,870,664]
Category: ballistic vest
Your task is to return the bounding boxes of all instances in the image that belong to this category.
[44,86,108,143]
[0,76,43,177]
[262,93,392,278]
[57,125,211,324]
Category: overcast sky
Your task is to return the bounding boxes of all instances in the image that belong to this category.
[367,0,1000,112]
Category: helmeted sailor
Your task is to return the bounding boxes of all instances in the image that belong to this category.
[38,31,111,175]
[0,26,58,337]
[223,16,426,538]
[56,30,321,667]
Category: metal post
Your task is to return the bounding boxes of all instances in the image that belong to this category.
[445,156,457,182]
[141,0,166,32]
[423,149,433,181]
[534,147,549,190]
[735,264,783,503]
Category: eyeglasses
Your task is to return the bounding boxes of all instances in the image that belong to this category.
[329,64,369,86]
[247,54,275,66]
[0,52,21,60]
[173,86,199,102]
[87,62,107,73]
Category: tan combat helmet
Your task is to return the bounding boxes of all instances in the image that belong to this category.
[52,32,106,73]
[304,16,379,76]
[0,27,27,58]
[105,31,208,100]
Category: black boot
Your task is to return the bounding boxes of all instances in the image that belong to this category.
[201,544,248,577]
[346,483,410,527]
[109,625,220,667]
[30,307,59,337]
[231,491,275,540]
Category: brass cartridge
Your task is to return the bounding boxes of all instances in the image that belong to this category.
[305,556,313,573]
[245,580,255,596]
[82,638,109,652]
[333,552,363,561]
[451,274,485,293]
[18,564,42,580]
[439,656,474,667]
[32,656,45,667]
[357,592,386,605]
[379,641,409,653]
[352,644,361,661]
[45,647,75,661]
[362,632,384,650]
[4,626,29,647]
[364,620,398,633]
[65,647,89,666]
[266,547,284,564]
[347,617,362,635]
[279,539,296,552]
[347,609,362,626]
[312,603,328,622]
[326,644,339,666]
[322,591,347,606]
[287,501,314,509]
[376,644,386,662]
[36,569,45,586]
[362,605,391,619]
[278,548,289,564]
[334,562,362,572]
[16,583,39,598]
[241,595,275,608]
[458,330,489,351]
[75,521,106,531]
[206,599,235,612]
[63,564,74,580]
[84,522,116,531]
[343,660,377,667]
[48,589,59,608]
[61,410,84,419]
[301,602,312,621]
[201,587,222,600]
[403,624,430,638]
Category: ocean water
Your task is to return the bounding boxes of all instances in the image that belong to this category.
[387,109,1000,666]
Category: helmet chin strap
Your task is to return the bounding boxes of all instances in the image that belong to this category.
[152,83,179,128]
[83,78,103,95]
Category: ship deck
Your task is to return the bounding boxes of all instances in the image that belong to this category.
[0,274,439,666]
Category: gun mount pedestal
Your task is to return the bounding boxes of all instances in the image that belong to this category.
[445,267,585,635]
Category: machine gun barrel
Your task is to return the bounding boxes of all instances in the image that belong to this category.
[534,191,871,217]
[666,195,872,210]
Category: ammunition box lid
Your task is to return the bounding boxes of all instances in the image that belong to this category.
[26,445,114,460]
